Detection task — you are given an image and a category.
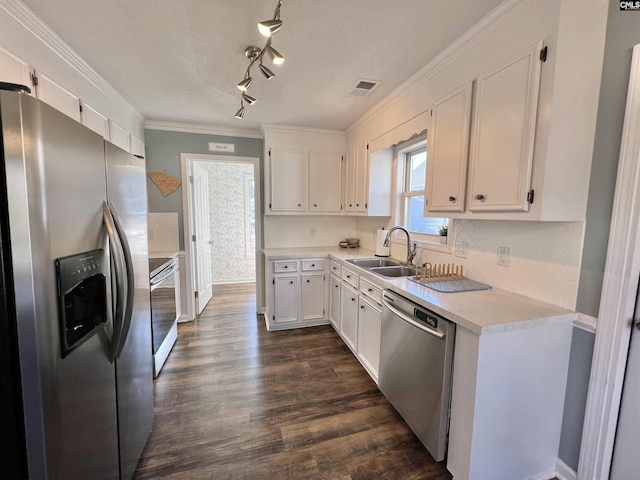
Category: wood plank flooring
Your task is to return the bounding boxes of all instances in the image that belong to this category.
[134,283,452,480]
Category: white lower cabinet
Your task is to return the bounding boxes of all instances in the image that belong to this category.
[340,283,359,352]
[357,284,382,382]
[329,274,341,331]
[266,257,328,330]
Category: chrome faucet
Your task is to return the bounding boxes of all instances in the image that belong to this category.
[383,226,417,265]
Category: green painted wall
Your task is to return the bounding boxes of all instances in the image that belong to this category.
[144,129,263,250]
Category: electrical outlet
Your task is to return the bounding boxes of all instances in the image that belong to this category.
[497,246,511,267]
[310,228,316,237]
[454,240,468,258]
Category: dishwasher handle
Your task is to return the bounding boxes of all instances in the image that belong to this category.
[382,298,445,339]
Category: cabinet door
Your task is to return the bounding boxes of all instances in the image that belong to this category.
[309,152,342,212]
[301,273,325,321]
[354,145,369,213]
[344,148,356,212]
[273,275,299,323]
[340,283,359,352]
[81,102,109,138]
[35,71,81,122]
[357,297,381,381]
[425,82,473,213]
[329,274,341,330]
[467,42,542,212]
[269,148,305,212]
[0,47,32,92]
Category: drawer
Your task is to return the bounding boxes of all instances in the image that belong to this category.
[341,267,359,289]
[329,260,341,276]
[302,259,325,271]
[360,277,383,305]
[273,260,297,273]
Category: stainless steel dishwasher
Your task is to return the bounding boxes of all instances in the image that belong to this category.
[379,290,455,462]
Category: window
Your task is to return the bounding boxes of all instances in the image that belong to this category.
[398,140,448,239]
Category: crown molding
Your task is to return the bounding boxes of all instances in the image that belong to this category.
[0,0,144,123]
[261,123,346,137]
[347,0,533,134]
[145,120,263,139]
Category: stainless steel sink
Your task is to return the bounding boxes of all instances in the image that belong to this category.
[369,265,416,278]
[346,257,403,268]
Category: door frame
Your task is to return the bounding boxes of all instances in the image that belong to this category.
[579,44,640,478]
[180,153,263,320]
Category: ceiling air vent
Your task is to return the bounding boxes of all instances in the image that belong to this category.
[349,78,381,98]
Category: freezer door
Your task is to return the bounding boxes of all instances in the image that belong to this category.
[2,90,120,479]
[105,142,154,479]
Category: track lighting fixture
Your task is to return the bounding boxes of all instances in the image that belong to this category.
[233,0,285,119]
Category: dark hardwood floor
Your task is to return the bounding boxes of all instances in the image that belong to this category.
[134,283,452,479]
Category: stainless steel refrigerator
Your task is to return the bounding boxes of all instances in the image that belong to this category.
[0,84,153,479]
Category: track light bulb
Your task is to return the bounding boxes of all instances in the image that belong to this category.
[266,45,285,65]
[235,105,245,119]
[258,19,283,37]
[242,93,257,105]
[259,63,275,80]
[237,77,252,91]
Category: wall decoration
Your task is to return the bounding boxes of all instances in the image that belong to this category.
[148,171,181,197]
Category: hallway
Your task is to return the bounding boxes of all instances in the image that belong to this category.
[134,283,451,479]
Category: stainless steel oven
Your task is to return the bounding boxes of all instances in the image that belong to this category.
[379,290,456,462]
[149,257,179,377]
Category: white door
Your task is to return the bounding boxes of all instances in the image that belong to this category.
[192,162,212,314]
[611,295,640,478]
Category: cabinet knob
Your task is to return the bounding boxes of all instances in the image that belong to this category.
[449,196,456,202]
[335,284,339,288]
[475,194,485,201]
[351,298,356,302]
[360,305,365,310]
[356,203,360,207]
[314,203,317,207]
[346,275,351,279]
[349,204,353,207]
[289,281,294,284]
[297,203,302,207]
[306,279,310,283]
[368,288,373,292]
[284,265,288,269]
[311,264,315,267]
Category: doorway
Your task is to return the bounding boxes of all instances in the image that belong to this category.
[180,154,262,319]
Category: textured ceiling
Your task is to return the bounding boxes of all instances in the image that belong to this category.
[20,0,505,132]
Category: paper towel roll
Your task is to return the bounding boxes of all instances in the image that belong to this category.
[375,229,390,257]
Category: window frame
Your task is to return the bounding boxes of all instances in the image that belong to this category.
[392,136,454,253]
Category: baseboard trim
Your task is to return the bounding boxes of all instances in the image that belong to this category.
[555,457,577,480]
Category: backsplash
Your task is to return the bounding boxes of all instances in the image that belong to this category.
[356,217,585,310]
[263,216,357,248]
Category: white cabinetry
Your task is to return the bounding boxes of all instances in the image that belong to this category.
[309,151,343,212]
[36,71,81,122]
[264,125,346,216]
[329,273,341,331]
[268,148,306,212]
[344,144,392,216]
[425,82,473,213]
[340,283,359,352]
[0,46,33,92]
[266,257,328,331]
[357,276,382,383]
[467,42,542,212]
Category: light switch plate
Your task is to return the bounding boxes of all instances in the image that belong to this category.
[497,246,511,267]
[454,240,468,258]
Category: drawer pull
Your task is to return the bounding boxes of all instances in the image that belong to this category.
[368,288,373,292]
[475,194,485,201]
[449,196,456,202]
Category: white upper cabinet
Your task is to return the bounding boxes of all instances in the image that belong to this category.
[309,151,343,212]
[0,47,33,92]
[36,71,81,122]
[263,125,346,216]
[108,120,131,152]
[467,42,542,212]
[81,101,109,139]
[425,81,473,213]
[268,147,306,212]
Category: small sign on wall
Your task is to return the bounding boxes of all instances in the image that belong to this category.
[208,142,235,153]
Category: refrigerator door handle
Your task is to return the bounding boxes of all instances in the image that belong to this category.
[108,201,135,359]
[103,202,126,363]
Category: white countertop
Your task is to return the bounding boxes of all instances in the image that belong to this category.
[262,246,576,335]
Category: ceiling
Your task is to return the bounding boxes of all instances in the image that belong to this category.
[21,0,505,133]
